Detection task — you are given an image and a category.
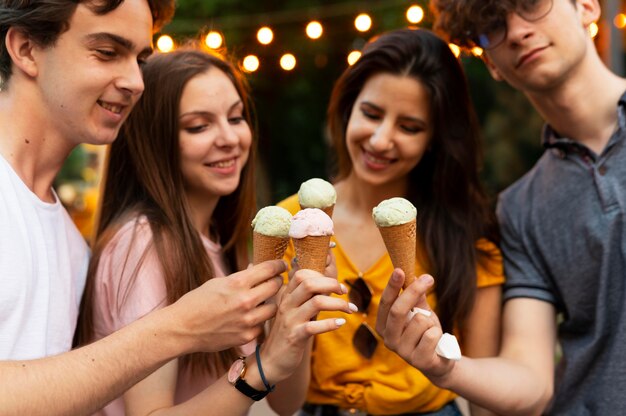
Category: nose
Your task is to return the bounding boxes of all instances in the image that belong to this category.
[215,120,240,147]
[368,120,394,152]
[116,59,145,97]
[505,12,535,45]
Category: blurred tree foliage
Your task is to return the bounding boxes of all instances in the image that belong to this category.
[59,0,544,209]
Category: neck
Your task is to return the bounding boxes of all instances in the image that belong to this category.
[185,192,220,240]
[525,50,626,154]
[336,171,409,213]
[0,84,76,202]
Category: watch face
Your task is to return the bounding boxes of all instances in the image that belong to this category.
[228,359,245,384]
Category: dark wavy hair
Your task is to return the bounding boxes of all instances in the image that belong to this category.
[0,0,175,85]
[328,28,499,333]
[76,44,256,375]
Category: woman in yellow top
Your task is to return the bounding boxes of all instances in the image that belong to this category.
[279,29,504,416]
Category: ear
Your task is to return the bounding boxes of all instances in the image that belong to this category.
[577,0,601,27]
[4,27,39,78]
[481,54,504,82]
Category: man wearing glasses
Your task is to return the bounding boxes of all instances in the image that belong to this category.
[377,0,626,414]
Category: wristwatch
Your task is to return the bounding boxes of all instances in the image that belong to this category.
[227,356,271,401]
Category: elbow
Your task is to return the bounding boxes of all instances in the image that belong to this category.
[267,402,302,416]
[513,381,553,416]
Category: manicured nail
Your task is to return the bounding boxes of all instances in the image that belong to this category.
[340,283,348,294]
[348,302,359,313]
[335,318,347,326]
[329,242,337,248]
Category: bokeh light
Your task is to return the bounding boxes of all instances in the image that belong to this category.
[280,53,297,71]
[449,43,461,58]
[614,13,626,29]
[205,31,223,49]
[347,50,361,66]
[355,13,372,32]
[406,5,424,24]
[156,35,174,53]
[306,21,323,39]
[257,27,274,45]
[242,55,260,73]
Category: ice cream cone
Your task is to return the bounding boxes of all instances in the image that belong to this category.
[253,231,290,265]
[378,219,417,288]
[293,235,331,274]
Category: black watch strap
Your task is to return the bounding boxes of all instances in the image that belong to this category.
[234,377,271,401]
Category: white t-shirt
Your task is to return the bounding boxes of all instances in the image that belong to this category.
[0,154,89,359]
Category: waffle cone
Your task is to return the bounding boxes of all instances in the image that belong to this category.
[293,235,331,273]
[378,219,416,288]
[299,204,334,218]
[252,231,290,265]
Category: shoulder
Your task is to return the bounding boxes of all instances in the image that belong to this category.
[277,194,300,215]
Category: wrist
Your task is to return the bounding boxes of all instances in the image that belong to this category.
[153,304,195,356]
[427,360,458,390]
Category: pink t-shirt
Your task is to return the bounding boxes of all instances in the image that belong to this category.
[91,217,254,415]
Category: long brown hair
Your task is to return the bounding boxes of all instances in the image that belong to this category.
[327,29,499,334]
[76,45,257,374]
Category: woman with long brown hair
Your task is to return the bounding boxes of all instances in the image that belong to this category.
[279,29,504,415]
[76,45,351,415]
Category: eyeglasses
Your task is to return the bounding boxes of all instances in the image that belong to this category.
[346,276,378,359]
[470,0,554,50]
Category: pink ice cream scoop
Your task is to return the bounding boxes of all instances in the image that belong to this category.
[289,208,334,273]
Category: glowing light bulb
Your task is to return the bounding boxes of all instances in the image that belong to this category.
[347,50,361,66]
[280,53,296,71]
[406,5,424,24]
[205,31,223,49]
[448,43,461,58]
[257,27,274,45]
[471,46,483,57]
[306,21,323,39]
[354,13,372,32]
[615,13,626,29]
[242,55,260,72]
[156,35,174,53]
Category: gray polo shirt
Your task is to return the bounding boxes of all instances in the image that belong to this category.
[498,95,626,415]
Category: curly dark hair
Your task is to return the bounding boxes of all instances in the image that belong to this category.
[430,0,517,49]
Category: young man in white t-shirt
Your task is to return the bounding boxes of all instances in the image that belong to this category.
[0,1,290,414]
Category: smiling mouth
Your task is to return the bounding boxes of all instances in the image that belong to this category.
[516,46,548,68]
[207,158,236,168]
[98,100,123,114]
[363,148,395,165]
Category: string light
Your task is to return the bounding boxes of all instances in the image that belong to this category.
[589,22,599,38]
[448,43,461,58]
[614,13,626,29]
[257,27,274,45]
[156,35,174,53]
[347,50,361,65]
[354,13,372,32]
[205,31,223,49]
[471,46,483,57]
[280,53,297,71]
[406,5,424,24]
[242,55,260,72]
[306,21,323,39]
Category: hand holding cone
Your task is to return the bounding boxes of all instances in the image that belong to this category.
[372,197,417,289]
[251,206,292,264]
[290,208,334,273]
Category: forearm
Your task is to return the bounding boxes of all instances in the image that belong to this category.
[0,307,185,416]
[435,357,552,416]
[266,339,312,416]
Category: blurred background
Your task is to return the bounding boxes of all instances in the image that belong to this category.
[55,0,626,240]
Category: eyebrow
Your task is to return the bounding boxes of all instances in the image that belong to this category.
[360,101,426,125]
[179,100,244,118]
[85,32,153,57]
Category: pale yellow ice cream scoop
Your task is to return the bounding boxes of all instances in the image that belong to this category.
[252,206,292,237]
[298,178,336,217]
[372,197,417,227]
